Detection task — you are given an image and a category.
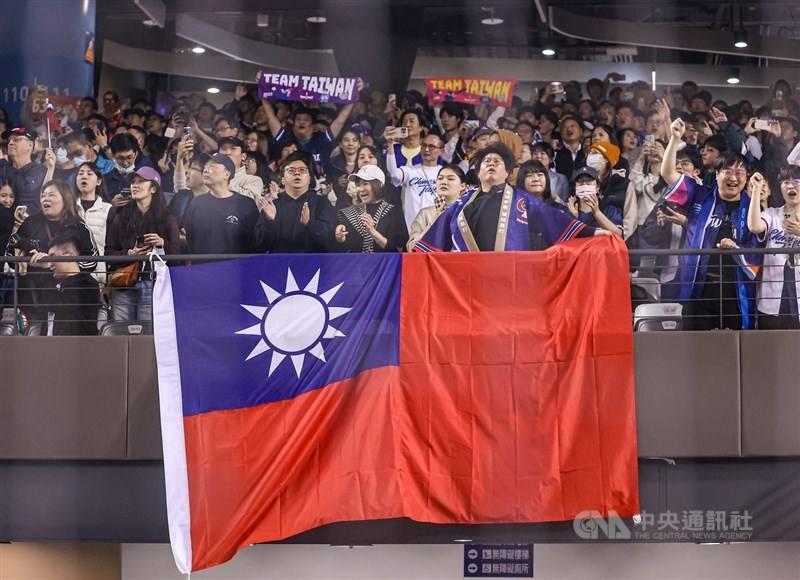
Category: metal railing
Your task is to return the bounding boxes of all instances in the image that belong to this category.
[2,247,800,335]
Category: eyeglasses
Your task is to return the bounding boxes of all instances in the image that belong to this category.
[781,179,800,187]
[481,156,504,167]
[214,125,232,133]
[420,144,441,151]
[719,168,746,178]
[284,167,309,176]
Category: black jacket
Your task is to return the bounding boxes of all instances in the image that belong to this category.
[41,273,101,336]
[5,213,98,272]
[254,190,336,253]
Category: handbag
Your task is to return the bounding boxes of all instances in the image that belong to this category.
[109,261,141,288]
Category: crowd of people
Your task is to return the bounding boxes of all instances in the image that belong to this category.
[1,73,800,334]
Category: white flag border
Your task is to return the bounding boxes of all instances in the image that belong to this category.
[153,262,193,573]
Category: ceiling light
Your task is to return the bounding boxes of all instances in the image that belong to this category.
[257,14,269,28]
[191,46,206,54]
[542,47,556,56]
[207,87,221,94]
[306,15,327,23]
[143,18,158,27]
[452,539,473,543]
[726,68,741,84]
[481,16,503,25]
[734,29,749,48]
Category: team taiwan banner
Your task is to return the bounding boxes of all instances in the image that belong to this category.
[153,237,639,573]
[425,77,517,107]
[258,70,360,104]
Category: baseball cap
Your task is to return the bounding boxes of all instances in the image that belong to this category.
[217,136,246,150]
[590,141,621,167]
[2,127,36,142]
[133,166,162,186]
[209,153,236,177]
[348,164,386,186]
[572,166,600,182]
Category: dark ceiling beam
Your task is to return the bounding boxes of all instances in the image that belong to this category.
[173,13,338,75]
[133,0,166,27]
[549,5,800,63]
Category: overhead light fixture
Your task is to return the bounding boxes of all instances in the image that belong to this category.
[734,29,749,48]
[651,69,657,91]
[480,6,503,25]
[207,87,221,94]
[452,539,473,543]
[306,15,327,23]
[191,46,206,54]
[257,14,269,28]
[142,18,158,27]
[726,67,741,84]
[542,47,556,56]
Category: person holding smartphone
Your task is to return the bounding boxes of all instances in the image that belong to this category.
[104,167,180,322]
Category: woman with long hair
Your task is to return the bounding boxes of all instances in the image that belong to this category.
[327,128,362,208]
[105,167,180,321]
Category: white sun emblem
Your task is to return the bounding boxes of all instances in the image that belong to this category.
[235,268,351,378]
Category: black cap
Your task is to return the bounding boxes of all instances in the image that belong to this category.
[2,127,36,142]
[572,166,600,182]
[208,153,237,177]
[217,136,246,150]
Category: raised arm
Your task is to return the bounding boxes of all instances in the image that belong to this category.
[660,117,685,188]
[330,102,355,139]
[746,172,768,235]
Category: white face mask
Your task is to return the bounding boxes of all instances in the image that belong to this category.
[115,162,135,174]
[55,147,69,165]
[72,156,88,167]
[575,183,597,200]
[586,153,606,172]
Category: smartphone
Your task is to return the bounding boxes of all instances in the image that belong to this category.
[121,187,132,199]
[644,134,656,149]
[182,126,193,139]
[754,119,772,131]
[464,120,480,130]
[14,205,28,221]
[164,127,176,139]
[388,93,396,103]
[550,82,564,94]
[135,235,146,246]
[387,127,407,140]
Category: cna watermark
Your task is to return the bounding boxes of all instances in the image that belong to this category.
[573,510,754,541]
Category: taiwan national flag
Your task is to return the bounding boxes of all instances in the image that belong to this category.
[153,236,639,573]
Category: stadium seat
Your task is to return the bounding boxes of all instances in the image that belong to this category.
[0,322,16,336]
[631,277,661,303]
[634,303,683,331]
[100,321,154,336]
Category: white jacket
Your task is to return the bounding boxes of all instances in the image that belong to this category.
[77,197,111,280]
[230,166,264,202]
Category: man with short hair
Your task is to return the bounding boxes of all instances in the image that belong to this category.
[105,133,142,202]
[385,109,427,169]
[0,128,46,213]
[615,102,637,130]
[260,80,357,174]
[218,136,263,201]
[254,152,336,253]
[661,117,760,330]
[41,234,101,336]
[183,153,258,255]
[102,91,122,128]
[554,115,585,179]
[416,144,606,253]
[77,97,98,121]
[386,132,443,229]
